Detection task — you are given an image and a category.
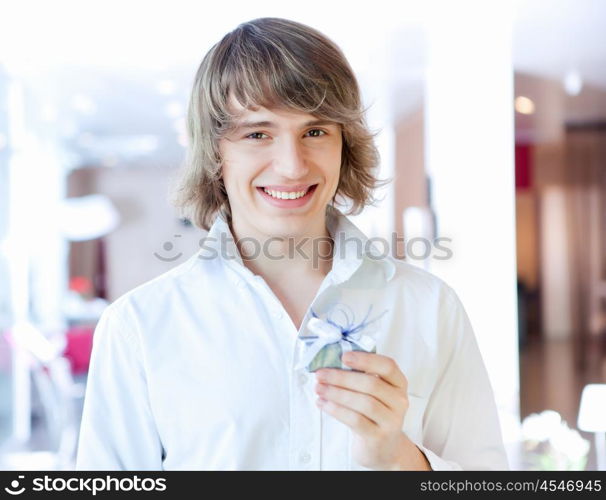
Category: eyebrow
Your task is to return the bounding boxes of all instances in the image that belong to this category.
[232,119,337,131]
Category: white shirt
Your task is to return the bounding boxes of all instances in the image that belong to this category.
[76,205,509,471]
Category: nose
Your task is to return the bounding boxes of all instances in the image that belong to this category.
[272,135,310,180]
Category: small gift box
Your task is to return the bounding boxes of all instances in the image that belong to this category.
[296,304,386,373]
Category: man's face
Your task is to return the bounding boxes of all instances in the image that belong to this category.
[219,98,342,239]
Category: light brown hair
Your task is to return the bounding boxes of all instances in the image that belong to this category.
[173,17,389,230]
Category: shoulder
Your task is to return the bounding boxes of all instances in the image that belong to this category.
[105,250,212,325]
[388,258,458,307]
[385,258,472,345]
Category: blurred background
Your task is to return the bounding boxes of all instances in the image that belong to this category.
[0,0,604,470]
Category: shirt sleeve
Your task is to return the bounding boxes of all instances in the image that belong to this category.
[75,305,164,470]
[413,284,510,471]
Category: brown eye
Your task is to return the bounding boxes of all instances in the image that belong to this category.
[247,132,268,140]
[306,129,326,137]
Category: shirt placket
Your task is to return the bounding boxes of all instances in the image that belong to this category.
[264,277,328,470]
[247,270,341,470]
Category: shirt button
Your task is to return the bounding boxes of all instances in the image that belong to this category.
[272,310,283,319]
[236,280,247,289]
[298,373,308,385]
[299,451,311,464]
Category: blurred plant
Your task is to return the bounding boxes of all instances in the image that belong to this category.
[521,410,590,470]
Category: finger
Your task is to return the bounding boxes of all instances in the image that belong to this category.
[316,382,399,429]
[342,352,408,390]
[316,397,378,437]
[315,368,407,413]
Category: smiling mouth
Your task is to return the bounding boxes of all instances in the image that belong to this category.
[257,184,317,200]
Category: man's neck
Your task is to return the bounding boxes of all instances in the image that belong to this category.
[228,214,334,282]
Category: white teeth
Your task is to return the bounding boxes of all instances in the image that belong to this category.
[263,187,309,200]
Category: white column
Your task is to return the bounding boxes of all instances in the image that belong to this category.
[423,0,521,456]
[5,77,69,445]
[6,80,32,443]
[540,187,573,339]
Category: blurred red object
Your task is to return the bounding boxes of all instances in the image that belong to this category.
[69,276,92,295]
[63,327,94,375]
[515,143,532,190]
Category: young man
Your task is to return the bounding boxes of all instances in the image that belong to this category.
[76,17,508,471]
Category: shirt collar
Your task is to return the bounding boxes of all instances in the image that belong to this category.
[325,205,396,284]
[200,204,396,284]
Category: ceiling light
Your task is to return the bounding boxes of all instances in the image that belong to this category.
[156,79,176,95]
[515,96,535,115]
[563,70,583,96]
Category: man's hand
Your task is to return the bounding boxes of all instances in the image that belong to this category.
[314,351,432,470]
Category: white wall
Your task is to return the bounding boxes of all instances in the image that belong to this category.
[423,2,521,457]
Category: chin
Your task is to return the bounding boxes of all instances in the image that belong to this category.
[265,214,312,236]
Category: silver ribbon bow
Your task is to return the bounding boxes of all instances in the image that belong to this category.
[295,304,386,371]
